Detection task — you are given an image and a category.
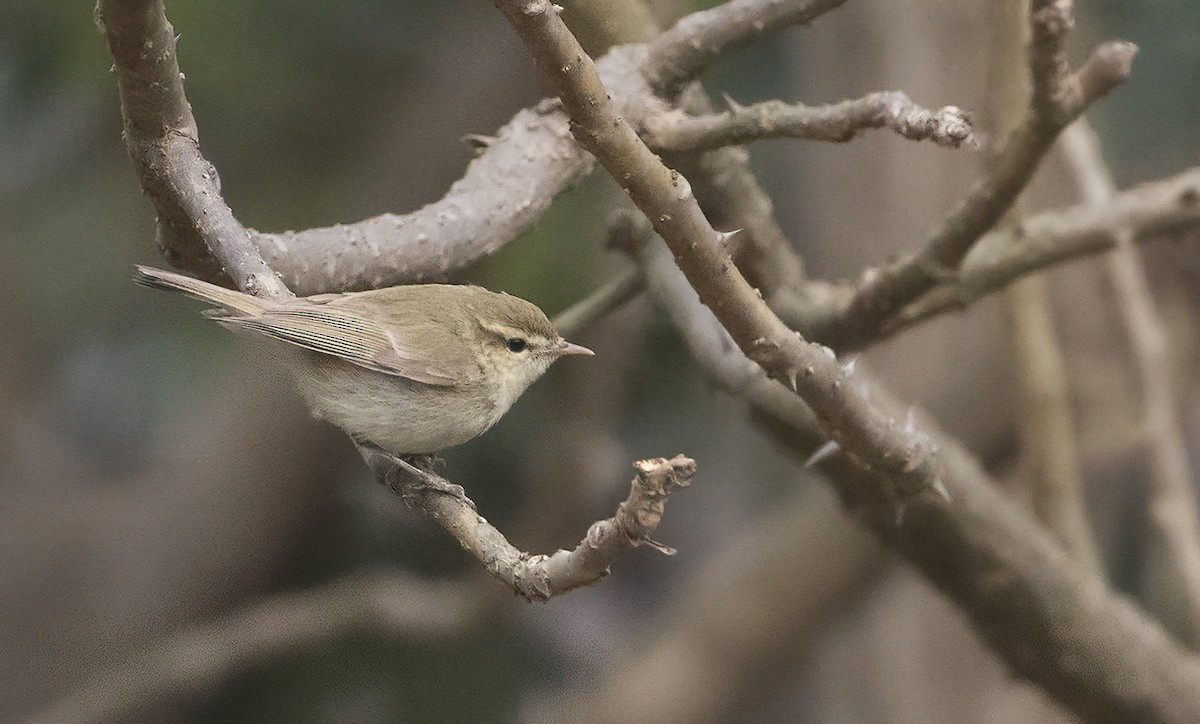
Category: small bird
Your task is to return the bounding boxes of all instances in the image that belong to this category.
[135,266,593,455]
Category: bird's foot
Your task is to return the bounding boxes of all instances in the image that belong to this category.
[354,442,476,511]
[391,456,476,512]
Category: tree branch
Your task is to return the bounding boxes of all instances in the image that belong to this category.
[806,0,1136,350]
[362,447,694,602]
[619,207,1200,721]
[644,92,975,151]
[643,0,850,99]
[98,0,851,300]
[96,0,292,299]
[550,267,643,339]
[249,101,595,295]
[988,0,1100,574]
[857,166,1200,343]
[496,3,1200,717]
[497,0,941,506]
[1062,120,1200,647]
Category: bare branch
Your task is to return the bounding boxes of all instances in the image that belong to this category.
[989,0,1100,574]
[362,447,694,602]
[643,0,850,98]
[806,0,1136,350]
[96,0,291,299]
[1062,120,1200,646]
[250,102,594,295]
[851,167,1200,340]
[644,92,975,151]
[673,123,811,303]
[496,0,942,502]
[35,570,481,722]
[496,4,1200,717]
[100,0,839,298]
[621,208,1200,721]
[571,0,816,307]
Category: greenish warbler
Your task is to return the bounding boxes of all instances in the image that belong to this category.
[135,266,593,454]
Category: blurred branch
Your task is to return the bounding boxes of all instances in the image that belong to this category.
[806,1,1136,350]
[1006,273,1101,568]
[550,267,644,339]
[988,0,1100,574]
[643,0,849,98]
[96,0,291,299]
[361,447,694,602]
[619,209,1200,721]
[786,166,1200,349]
[1062,120,1200,647]
[644,92,975,151]
[34,570,482,723]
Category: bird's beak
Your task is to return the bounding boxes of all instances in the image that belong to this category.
[556,340,594,357]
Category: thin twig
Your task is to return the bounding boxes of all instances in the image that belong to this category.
[361,446,694,602]
[1062,120,1200,647]
[550,268,644,339]
[96,0,292,299]
[644,92,975,151]
[807,1,1136,350]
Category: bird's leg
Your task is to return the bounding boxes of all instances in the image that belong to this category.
[355,441,476,510]
[396,455,473,503]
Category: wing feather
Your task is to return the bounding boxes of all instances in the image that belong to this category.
[214,303,462,386]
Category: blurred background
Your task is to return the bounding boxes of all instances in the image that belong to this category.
[2,0,1199,721]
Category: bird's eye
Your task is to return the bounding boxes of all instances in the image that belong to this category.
[506,337,527,353]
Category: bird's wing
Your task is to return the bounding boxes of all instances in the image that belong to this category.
[211,303,463,386]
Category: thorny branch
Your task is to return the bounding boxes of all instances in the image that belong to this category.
[616,207,1200,722]
[96,0,291,299]
[496,0,945,510]
[495,0,1200,719]
[99,0,1200,715]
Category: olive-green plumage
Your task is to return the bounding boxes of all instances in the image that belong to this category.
[135,266,592,453]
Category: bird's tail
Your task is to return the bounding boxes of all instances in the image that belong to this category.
[133,265,268,317]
